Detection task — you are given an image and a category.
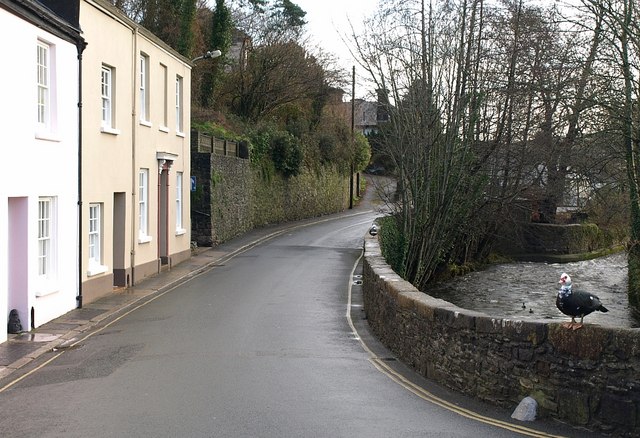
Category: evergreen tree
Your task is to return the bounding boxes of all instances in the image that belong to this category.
[177,0,197,57]
[110,0,197,56]
[200,0,233,107]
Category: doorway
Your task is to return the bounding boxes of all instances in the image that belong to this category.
[8,197,28,331]
[158,170,169,265]
[113,192,126,286]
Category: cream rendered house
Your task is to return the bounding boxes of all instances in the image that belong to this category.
[0,0,84,342]
[80,0,191,304]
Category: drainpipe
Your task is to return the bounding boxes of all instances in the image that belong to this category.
[166,173,170,264]
[130,26,138,285]
[157,168,161,264]
[164,168,170,265]
[76,39,87,309]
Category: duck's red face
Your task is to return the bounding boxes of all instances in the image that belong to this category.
[559,273,570,285]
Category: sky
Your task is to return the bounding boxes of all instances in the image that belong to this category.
[293,0,379,87]
[293,0,572,70]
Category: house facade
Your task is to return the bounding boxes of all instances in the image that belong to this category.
[353,99,380,135]
[350,90,390,136]
[0,0,84,342]
[79,0,192,304]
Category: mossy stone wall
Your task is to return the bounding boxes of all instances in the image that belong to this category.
[496,222,625,261]
[363,233,640,436]
[192,151,350,246]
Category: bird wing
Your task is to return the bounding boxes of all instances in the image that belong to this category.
[571,289,604,312]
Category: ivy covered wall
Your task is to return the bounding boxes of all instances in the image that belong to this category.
[191,151,350,247]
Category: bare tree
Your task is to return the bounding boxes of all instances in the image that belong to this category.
[221,42,332,121]
[353,0,618,289]
[579,0,640,304]
[354,0,493,289]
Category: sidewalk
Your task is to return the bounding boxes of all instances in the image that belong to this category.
[0,221,298,383]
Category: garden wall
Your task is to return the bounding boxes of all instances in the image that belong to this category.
[362,234,640,436]
[191,131,351,246]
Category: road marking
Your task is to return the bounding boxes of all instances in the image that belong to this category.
[324,218,378,236]
[0,210,375,394]
[346,252,566,438]
[0,210,564,437]
[0,352,64,393]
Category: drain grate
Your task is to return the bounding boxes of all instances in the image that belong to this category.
[52,337,83,352]
[52,344,82,352]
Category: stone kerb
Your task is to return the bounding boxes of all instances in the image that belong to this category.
[362,234,640,436]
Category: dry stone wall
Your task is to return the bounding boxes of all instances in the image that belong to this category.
[362,235,640,436]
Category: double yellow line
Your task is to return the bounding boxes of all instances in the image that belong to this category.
[346,252,566,438]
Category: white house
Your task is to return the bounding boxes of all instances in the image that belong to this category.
[0,0,84,342]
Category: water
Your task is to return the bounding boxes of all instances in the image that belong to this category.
[427,252,640,328]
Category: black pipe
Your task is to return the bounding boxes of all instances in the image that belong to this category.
[76,39,87,309]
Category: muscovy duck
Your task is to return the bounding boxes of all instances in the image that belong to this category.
[557,273,608,330]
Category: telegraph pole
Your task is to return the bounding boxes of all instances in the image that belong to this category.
[350,65,355,209]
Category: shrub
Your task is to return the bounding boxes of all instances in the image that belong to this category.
[318,134,336,164]
[271,132,303,177]
[378,215,406,276]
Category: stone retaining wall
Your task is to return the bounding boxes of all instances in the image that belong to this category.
[495,222,625,261]
[362,235,640,436]
[191,132,351,246]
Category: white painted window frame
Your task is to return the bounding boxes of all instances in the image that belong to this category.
[176,171,185,234]
[36,39,59,141]
[101,65,120,134]
[139,53,151,125]
[88,203,108,276]
[175,75,183,134]
[36,41,50,127]
[138,169,151,243]
[36,197,58,296]
[101,65,112,128]
[38,197,52,278]
[159,63,169,132]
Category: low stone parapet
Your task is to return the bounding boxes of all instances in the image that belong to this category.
[362,236,640,436]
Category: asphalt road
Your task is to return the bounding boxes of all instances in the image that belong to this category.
[0,182,600,437]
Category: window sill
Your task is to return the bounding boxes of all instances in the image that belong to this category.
[35,285,59,297]
[176,131,185,138]
[139,120,153,128]
[159,126,170,133]
[175,228,186,236]
[87,264,108,277]
[35,131,61,142]
[101,126,121,135]
[138,234,152,244]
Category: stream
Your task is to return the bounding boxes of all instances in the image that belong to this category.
[427,251,640,328]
